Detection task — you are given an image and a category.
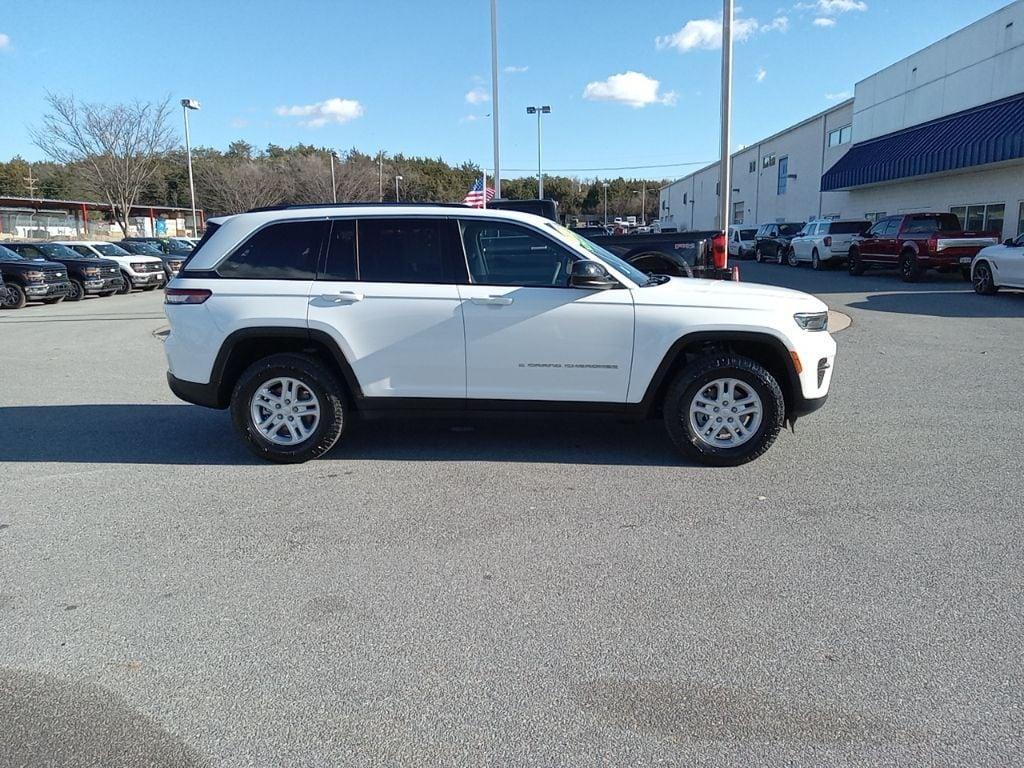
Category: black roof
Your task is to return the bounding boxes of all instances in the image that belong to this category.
[245,202,473,214]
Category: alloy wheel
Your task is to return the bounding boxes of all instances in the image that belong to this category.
[688,378,763,449]
[249,376,322,446]
[973,263,996,294]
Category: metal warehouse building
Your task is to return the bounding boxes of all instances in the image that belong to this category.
[659,0,1024,242]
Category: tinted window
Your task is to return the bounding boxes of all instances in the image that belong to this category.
[218,220,324,279]
[0,245,24,262]
[320,219,357,281]
[904,216,940,234]
[829,221,871,235]
[883,219,901,236]
[740,229,756,240]
[358,218,447,284]
[778,223,803,236]
[461,220,576,287]
[9,244,48,259]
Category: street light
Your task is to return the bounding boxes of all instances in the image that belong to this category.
[632,182,648,226]
[329,151,337,204]
[602,182,610,226]
[525,105,551,199]
[394,174,403,202]
[490,0,502,198]
[180,98,200,236]
[718,0,734,234]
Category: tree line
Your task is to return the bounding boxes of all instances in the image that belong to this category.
[0,94,667,233]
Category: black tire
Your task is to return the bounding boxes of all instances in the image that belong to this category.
[1,283,27,310]
[848,249,866,276]
[118,273,133,294]
[662,354,785,467]
[754,247,764,263]
[900,251,923,283]
[230,353,347,464]
[786,247,799,267]
[972,261,999,295]
[67,279,85,302]
[811,250,821,270]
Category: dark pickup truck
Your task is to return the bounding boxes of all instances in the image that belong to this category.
[848,212,1000,282]
[488,199,730,279]
[0,244,72,309]
[5,242,124,301]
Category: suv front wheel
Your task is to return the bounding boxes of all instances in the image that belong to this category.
[230,353,347,463]
[663,355,785,466]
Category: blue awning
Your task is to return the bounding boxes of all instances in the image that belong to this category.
[821,92,1024,191]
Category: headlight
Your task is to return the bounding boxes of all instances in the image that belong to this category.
[130,263,146,271]
[24,271,45,282]
[83,267,101,277]
[794,311,828,331]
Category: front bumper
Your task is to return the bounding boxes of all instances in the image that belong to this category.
[129,271,165,286]
[83,276,125,293]
[25,281,71,298]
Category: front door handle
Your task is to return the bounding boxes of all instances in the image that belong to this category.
[470,296,513,306]
[321,291,363,303]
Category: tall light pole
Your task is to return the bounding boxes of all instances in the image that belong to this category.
[329,151,337,203]
[490,0,502,198]
[180,98,200,236]
[526,105,551,199]
[633,183,647,225]
[718,0,734,233]
[602,182,610,226]
[378,151,384,202]
[394,174,403,202]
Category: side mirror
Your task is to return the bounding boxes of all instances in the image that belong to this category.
[569,260,617,290]
[1005,238,1014,246]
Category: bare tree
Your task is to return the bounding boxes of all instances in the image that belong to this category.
[32,93,176,235]
[282,151,378,204]
[196,160,286,215]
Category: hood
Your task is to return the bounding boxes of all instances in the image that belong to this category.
[2,259,68,275]
[636,276,828,313]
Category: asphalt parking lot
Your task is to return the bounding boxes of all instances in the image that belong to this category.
[1,264,1022,767]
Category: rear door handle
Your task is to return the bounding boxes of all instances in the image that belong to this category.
[321,291,363,303]
[470,296,514,306]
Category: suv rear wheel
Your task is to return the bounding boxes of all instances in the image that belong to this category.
[811,250,822,270]
[230,353,347,463]
[662,354,785,466]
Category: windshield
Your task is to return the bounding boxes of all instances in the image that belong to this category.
[779,223,804,236]
[167,238,194,251]
[126,241,165,255]
[546,222,650,286]
[739,229,757,240]
[37,243,88,259]
[93,243,131,257]
[0,245,25,262]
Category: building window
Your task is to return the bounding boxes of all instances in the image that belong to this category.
[950,203,1005,234]
[828,125,852,147]
[682,192,688,205]
[777,156,789,195]
[762,153,776,169]
[732,201,744,225]
[864,212,886,223]
[748,160,757,173]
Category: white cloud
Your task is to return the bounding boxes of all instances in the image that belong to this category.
[656,13,785,52]
[229,117,250,129]
[460,114,483,123]
[798,0,867,15]
[813,17,837,26]
[465,87,490,105]
[583,71,676,108]
[0,33,10,50]
[825,90,852,100]
[756,66,767,83]
[504,65,528,73]
[274,97,364,128]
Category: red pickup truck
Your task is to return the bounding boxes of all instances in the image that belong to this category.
[847,213,999,282]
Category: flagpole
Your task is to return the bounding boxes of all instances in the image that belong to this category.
[482,169,487,209]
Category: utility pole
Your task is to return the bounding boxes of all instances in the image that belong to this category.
[602,182,610,226]
[181,99,201,236]
[23,167,38,199]
[329,151,337,203]
[490,0,502,198]
[718,0,734,234]
[378,151,384,202]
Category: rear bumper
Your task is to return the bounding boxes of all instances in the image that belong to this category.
[167,372,224,409]
[919,253,975,269]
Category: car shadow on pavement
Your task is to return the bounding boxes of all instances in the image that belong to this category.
[847,290,1024,318]
[0,404,687,467]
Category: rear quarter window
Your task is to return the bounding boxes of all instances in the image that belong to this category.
[217,220,325,279]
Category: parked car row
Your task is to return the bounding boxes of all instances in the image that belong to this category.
[731,214,1010,287]
[0,236,194,310]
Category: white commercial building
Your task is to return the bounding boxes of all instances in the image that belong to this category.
[659,0,1024,242]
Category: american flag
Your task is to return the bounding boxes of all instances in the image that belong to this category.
[463,178,495,208]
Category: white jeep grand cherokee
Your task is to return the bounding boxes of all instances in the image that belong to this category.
[164,204,836,466]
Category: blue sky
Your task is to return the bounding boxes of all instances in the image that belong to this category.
[0,0,1012,179]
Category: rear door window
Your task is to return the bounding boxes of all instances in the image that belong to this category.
[357,218,452,284]
[320,219,357,280]
[830,221,870,235]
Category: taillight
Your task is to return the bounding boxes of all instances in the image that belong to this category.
[823,236,832,247]
[164,287,211,305]
[711,232,728,269]
[928,237,939,252]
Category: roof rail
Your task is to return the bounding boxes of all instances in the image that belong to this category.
[245,201,473,213]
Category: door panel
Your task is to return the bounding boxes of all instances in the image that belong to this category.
[459,285,634,401]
